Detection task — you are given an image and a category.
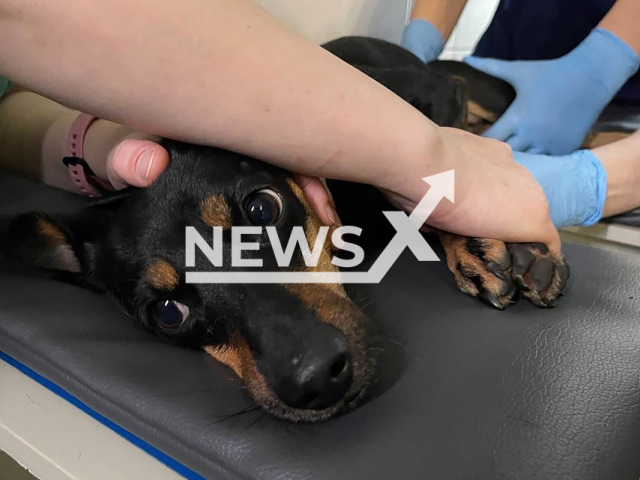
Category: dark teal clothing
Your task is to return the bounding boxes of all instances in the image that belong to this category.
[0,77,9,98]
[474,0,640,104]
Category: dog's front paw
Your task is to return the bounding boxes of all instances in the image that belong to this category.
[507,243,570,308]
[440,234,570,309]
[440,234,516,309]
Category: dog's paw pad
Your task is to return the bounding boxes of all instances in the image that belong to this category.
[507,243,570,308]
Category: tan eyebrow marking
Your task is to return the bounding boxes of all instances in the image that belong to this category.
[146,259,179,291]
[200,195,232,229]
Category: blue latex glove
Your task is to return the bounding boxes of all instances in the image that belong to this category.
[466,28,640,155]
[514,150,607,228]
[401,19,445,63]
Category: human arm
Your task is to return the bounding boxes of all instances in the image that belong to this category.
[0,0,560,251]
[510,130,640,229]
[0,90,342,227]
[401,0,469,62]
[599,0,640,54]
[409,0,469,42]
[466,0,640,155]
[0,0,436,186]
[592,131,640,218]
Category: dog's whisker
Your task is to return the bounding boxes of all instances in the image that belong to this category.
[152,386,242,398]
[207,406,261,426]
[385,338,407,349]
[244,411,267,429]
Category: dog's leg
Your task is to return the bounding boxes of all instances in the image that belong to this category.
[439,233,515,309]
[439,233,570,309]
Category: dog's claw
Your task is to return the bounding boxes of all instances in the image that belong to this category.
[513,273,529,292]
[482,290,511,310]
[440,235,518,309]
[487,261,509,281]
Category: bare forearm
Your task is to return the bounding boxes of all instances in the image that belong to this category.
[0,90,142,190]
[410,0,469,41]
[0,0,438,189]
[592,132,640,217]
[599,0,640,54]
[589,2,640,215]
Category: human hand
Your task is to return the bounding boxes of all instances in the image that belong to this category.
[89,124,341,228]
[291,174,342,236]
[401,19,445,63]
[381,128,561,253]
[466,28,640,155]
[513,150,607,228]
[106,137,170,189]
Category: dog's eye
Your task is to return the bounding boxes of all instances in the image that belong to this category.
[152,300,190,330]
[245,189,283,226]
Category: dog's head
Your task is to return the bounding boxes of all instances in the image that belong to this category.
[1,142,375,422]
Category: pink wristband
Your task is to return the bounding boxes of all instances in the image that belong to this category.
[63,113,113,197]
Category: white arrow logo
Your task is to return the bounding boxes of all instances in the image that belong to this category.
[186,170,454,284]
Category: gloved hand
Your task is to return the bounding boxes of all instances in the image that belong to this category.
[466,28,640,155]
[401,19,445,63]
[514,149,607,228]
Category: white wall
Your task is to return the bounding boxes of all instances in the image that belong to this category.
[254,0,499,57]
[441,0,500,59]
[253,0,412,44]
[343,0,413,44]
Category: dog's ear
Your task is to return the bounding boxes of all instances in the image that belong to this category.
[0,189,132,276]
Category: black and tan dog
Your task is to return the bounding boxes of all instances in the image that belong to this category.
[0,37,569,423]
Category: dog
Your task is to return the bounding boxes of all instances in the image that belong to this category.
[0,37,569,423]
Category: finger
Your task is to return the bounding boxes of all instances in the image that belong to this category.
[292,174,342,228]
[482,114,515,142]
[319,177,337,209]
[107,139,170,189]
[544,226,562,256]
[464,56,518,83]
[505,135,531,153]
[526,146,546,155]
[503,163,562,254]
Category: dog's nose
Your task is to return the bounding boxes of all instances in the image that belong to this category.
[275,332,353,411]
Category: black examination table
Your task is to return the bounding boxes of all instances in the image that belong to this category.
[1,173,640,480]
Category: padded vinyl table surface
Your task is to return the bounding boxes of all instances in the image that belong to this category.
[1,174,640,480]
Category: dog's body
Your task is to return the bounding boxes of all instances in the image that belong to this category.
[1,37,569,422]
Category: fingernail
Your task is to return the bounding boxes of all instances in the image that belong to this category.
[325,205,341,226]
[135,149,156,182]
